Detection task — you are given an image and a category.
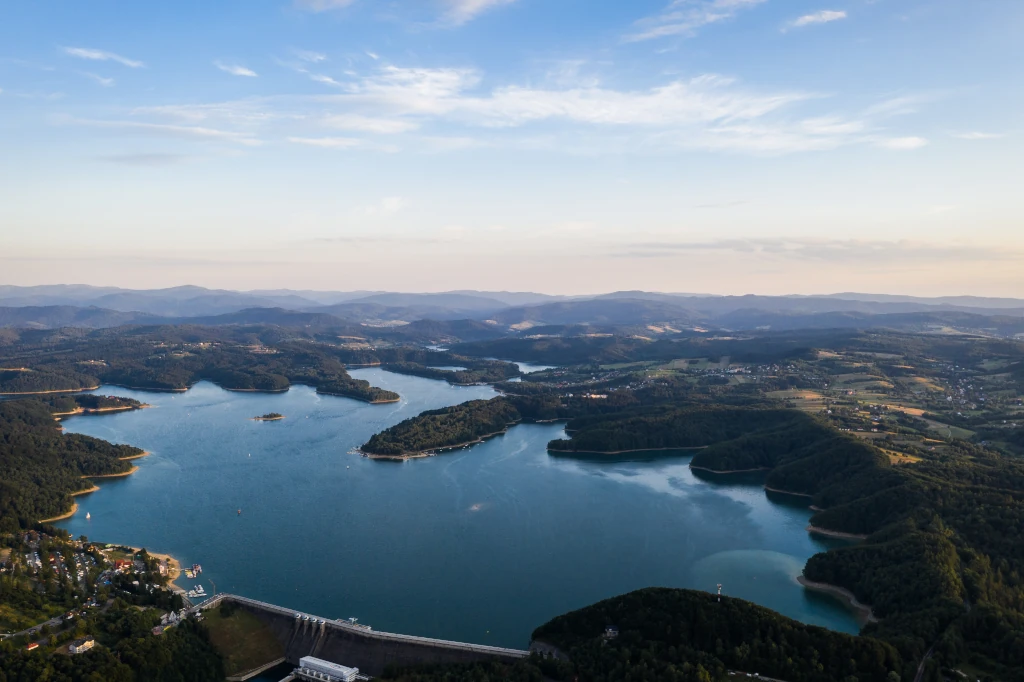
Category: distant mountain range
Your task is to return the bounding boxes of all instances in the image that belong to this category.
[1,285,1023,339]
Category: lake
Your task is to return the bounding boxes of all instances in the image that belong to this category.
[57,368,861,648]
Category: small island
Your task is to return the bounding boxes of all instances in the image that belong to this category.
[252,412,285,421]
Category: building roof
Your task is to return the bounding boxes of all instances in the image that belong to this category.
[299,656,358,675]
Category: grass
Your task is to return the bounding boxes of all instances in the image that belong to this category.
[880,448,923,465]
[767,389,829,412]
[204,606,284,677]
[908,376,945,392]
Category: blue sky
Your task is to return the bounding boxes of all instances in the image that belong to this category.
[1,0,1022,295]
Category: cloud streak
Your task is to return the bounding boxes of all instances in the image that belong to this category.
[618,238,1018,263]
[94,63,932,156]
[625,0,768,42]
[62,47,144,68]
[788,10,847,29]
[80,72,115,87]
[215,61,258,77]
[293,0,356,11]
[441,0,518,26]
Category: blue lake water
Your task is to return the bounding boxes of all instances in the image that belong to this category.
[57,368,860,647]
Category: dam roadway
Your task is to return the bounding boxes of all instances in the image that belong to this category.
[198,594,531,677]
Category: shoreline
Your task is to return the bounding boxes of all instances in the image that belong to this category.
[798,576,877,623]
[53,404,151,418]
[226,387,289,393]
[40,503,79,524]
[106,383,189,393]
[124,546,183,591]
[550,446,709,455]
[689,464,771,474]
[765,485,814,498]
[252,416,285,421]
[85,465,140,479]
[806,524,868,540]
[316,389,401,404]
[0,385,99,396]
[359,425,518,460]
[120,450,151,461]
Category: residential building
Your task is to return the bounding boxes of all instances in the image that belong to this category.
[69,637,95,654]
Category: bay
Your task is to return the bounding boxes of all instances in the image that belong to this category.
[57,368,861,648]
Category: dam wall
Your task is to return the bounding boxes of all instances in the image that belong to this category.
[201,594,530,677]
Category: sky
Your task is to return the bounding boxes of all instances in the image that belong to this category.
[1,0,1022,296]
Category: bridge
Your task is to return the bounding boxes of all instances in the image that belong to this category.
[198,594,530,677]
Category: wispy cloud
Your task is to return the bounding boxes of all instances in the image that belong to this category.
[80,72,114,87]
[62,47,144,68]
[787,10,847,30]
[618,238,1016,263]
[293,0,357,11]
[625,0,767,42]
[309,73,343,87]
[874,136,928,150]
[440,0,518,26]
[61,116,261,146]
[107,63,932,156]
[294,49,327,63]
[215,61,258,77]
[953,131,1003,140]
[322,114,419,134]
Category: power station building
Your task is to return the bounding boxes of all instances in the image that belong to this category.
[295,656,360,682]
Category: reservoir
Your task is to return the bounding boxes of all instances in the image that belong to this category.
[57,368,861,647]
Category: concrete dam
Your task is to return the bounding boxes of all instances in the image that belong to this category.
[200,594,531,677]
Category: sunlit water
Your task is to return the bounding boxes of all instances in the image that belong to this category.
[57,368,860,647]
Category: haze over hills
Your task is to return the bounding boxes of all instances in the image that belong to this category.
[2,285,1024,339]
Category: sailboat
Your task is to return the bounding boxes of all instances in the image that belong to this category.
[85,512,91,520]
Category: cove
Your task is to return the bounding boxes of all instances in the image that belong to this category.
[56,368,862,648]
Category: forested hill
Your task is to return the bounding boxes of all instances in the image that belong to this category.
[0,327,399,403]
[547,406,810,454]
[0,399,140,530]
[532,587,903,682]
[361,399,521,456]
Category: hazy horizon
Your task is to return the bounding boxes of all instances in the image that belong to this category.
[2,1,1022,296]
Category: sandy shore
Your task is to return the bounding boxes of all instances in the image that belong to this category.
[806,524,868,540]
[798,576,876,622]
[40,503,79,523]
[251,416,285,421]
[120,450,151,461]
[53,404,152,418]
[84,465,140,479]
[124,546,183,590]
[38,482,105,523]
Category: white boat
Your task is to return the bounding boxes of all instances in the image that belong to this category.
[85,512,91,520]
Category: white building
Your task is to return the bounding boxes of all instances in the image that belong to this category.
[296,656,359,682]
[69,637,95,654]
